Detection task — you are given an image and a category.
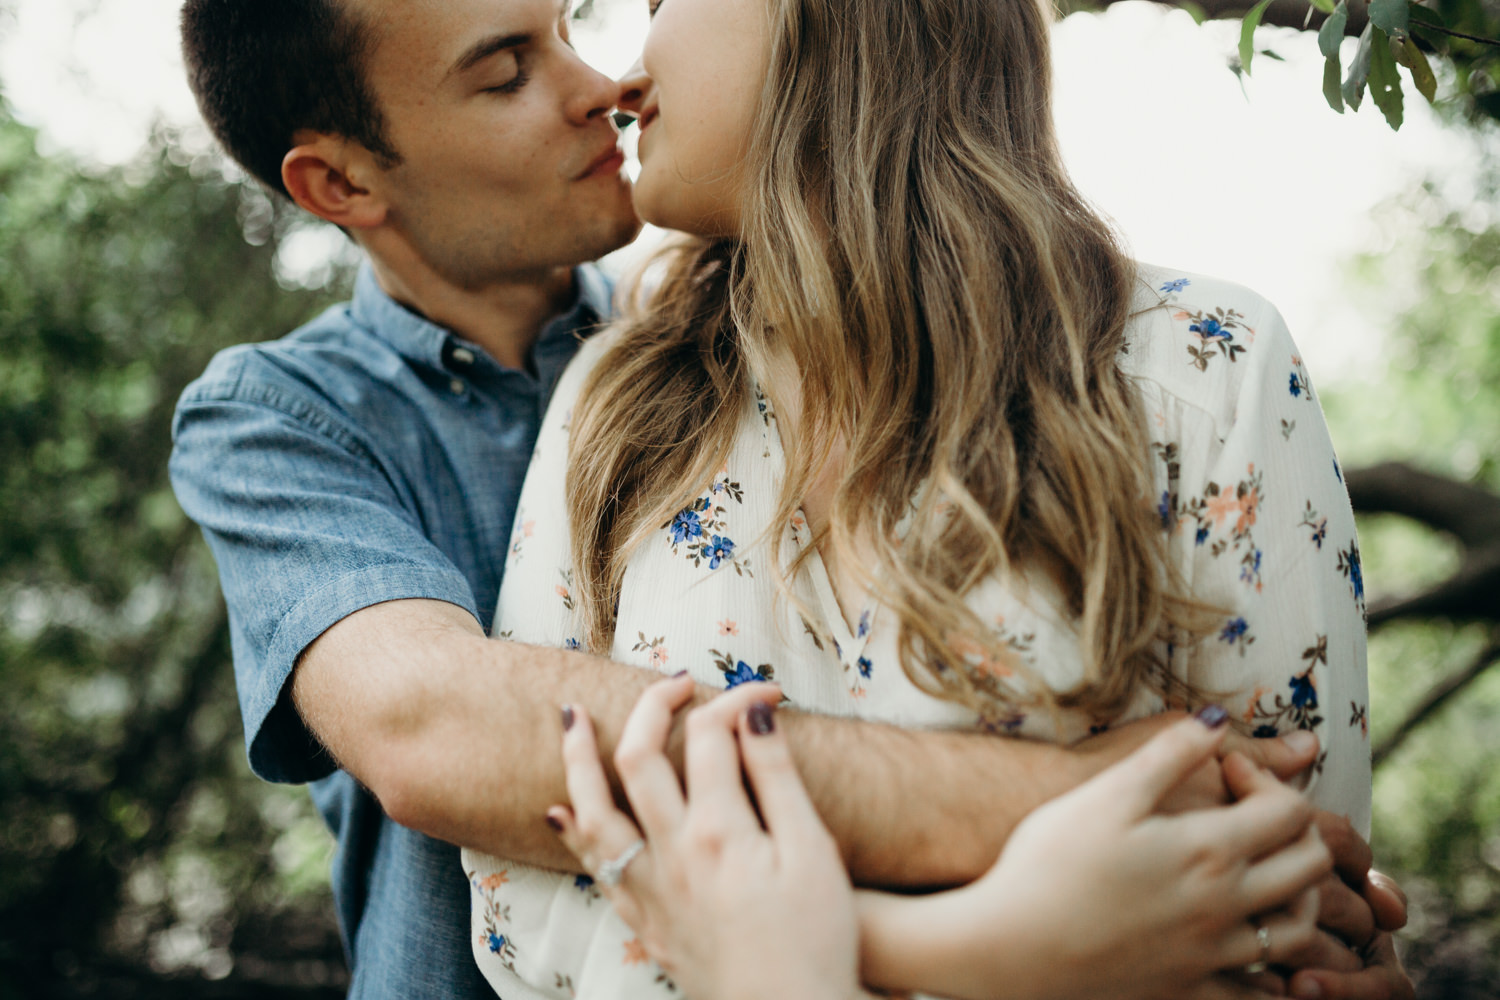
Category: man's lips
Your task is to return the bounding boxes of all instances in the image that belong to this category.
[578,144,625,180]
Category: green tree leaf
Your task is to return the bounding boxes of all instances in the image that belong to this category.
[1319,0,1350,59]
[1239,0,1277,75]
[1343,21,1375,111]
[1369,26,1406,129]
[1394,35,1439,103]
[1308,0,1337,12]
[1406,3,1445,30]
[1368,0,1410,36]
[1324,54,1347,112]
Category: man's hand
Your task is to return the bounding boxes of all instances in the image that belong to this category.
[1069,712,1321,813]
[1277,817,1411,1000]
[1285,931,1411,1000]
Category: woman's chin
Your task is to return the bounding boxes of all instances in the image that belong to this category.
[632,188,740,240]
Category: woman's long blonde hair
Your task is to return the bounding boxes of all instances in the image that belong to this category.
[567,0,1211,723]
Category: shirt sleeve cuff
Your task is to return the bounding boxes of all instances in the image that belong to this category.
[246,564,481,785]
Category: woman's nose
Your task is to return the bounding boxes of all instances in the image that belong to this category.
[616,58,652,120]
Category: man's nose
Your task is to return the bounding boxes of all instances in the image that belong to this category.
[561,45,627,126]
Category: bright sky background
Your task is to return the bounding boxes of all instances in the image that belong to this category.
[0,0,1480,383]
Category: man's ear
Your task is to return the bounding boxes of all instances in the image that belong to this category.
[282,135,389,230]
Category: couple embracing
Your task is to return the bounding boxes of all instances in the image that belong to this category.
[171,0,1410,998]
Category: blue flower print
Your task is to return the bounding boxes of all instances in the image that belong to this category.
[1288,671,1318,709]
[1333,458,1343,484]
[1219,617,1249,644]
[1195,525,1211,546]
[488,933,507,955]
[1160,278,1191,294]
[706,535,736,570]
[669,508,704,544]
[1337,543,1364,604]
[1289,372,1303,398]
[1190,317,1231,342]
[724,660,769,688]
[1219,616,1258,658]
[857,656,874,679]
[1239,548,1263,585]
[856,610,871,639]
[565,637,581,651]
[574,874,595,892]
[1158,491,1172,530]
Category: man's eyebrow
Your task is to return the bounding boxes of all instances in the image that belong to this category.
[448,33,531,78]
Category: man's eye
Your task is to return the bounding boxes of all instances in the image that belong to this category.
[485,70,530,95]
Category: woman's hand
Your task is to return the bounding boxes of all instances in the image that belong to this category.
[548,674,874,1000]
[859,712,1336,1000]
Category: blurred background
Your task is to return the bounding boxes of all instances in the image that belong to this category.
[1,0,1497,996]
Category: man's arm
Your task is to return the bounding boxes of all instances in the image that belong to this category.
[295,598,1318,887]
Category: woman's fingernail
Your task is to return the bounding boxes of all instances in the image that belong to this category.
[1283,730,1318,755]
[1291,979,1322,999]
[672,669,689,679]
[1194,704,1229,729]
[562,705,575,731]
[545,812,564,833]
[747,702,775,736]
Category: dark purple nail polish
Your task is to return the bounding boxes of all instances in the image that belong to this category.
[672,669,689,679]
[545,813,564,833]
[561,705,575,731]
[1194,704,1229,729]
[747,702,775,736]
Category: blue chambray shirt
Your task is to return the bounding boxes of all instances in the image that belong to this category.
[169,262,612,999]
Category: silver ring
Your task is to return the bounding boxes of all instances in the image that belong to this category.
[1243,923,1272,975]
[596,838,646,887]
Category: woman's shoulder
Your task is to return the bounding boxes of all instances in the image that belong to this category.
[550,321,630,406]
[1120,263,1301,433]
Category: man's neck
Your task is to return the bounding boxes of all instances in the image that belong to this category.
[366,253,578,372]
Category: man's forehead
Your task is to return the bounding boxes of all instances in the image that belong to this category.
[353,0,567,69]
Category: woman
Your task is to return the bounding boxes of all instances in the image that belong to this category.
[463,0,1371,994]
[548,677,1328,1000]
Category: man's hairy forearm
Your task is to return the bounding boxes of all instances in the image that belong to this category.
[294,598,1091,885]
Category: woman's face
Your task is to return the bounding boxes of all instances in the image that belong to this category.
[620,0,771,236]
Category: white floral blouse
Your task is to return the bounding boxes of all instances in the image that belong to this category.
[461,266,1372,1000]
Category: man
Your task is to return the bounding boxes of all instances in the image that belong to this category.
[170,0,1410,997]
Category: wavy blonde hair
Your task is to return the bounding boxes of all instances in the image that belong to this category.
[566,0,1214,723]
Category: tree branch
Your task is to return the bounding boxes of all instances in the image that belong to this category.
[1372,634,1500,768]
[1367,547,1500,628]
[1346,462,1500,551]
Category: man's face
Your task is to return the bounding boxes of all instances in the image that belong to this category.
[353,0,641,288]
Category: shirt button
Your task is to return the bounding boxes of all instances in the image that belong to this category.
[451,347,476,366]
[449,379,466,396]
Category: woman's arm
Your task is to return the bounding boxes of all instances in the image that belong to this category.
[548,677,1328,1000]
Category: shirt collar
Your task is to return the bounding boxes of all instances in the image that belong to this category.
[349,261,613,374]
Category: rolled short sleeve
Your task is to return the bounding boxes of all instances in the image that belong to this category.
[170,362,480,785]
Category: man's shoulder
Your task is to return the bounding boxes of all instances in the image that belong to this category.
[176,300,394,412]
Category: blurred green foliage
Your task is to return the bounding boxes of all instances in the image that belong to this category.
[1321,170,1500,995]
[0,101,351,996]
